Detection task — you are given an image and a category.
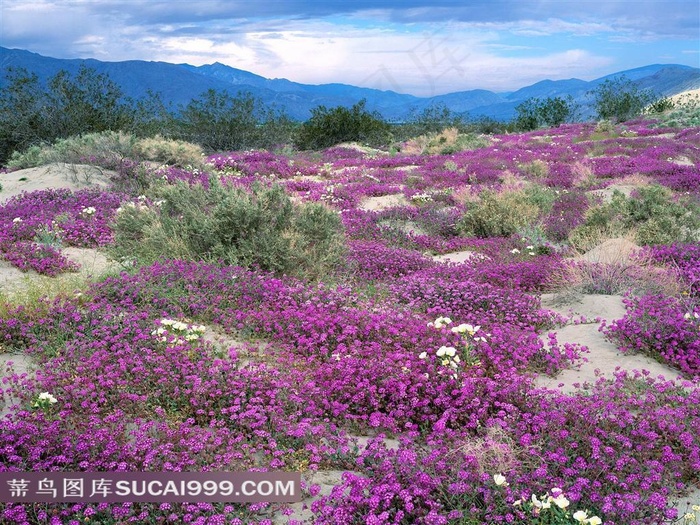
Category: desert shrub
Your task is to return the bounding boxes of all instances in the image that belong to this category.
[171,89,294,152]
[589,76,656,122]
[393,103,468,140]
[457,190,541,238]
[400,128,490,155]
[133,135,204,168]
[651,93,700,128]
[513,95,578,131]
[109,178,346,279]
[569,185,700,248]
[294,99,392,150]
[7,131,139,170]
[0,65,134,165]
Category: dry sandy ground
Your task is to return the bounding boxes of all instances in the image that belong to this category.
[0,163,115,204]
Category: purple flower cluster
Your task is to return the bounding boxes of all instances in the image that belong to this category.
[602,293,700,378]
[0,188,123,275]
[1,121,700,523]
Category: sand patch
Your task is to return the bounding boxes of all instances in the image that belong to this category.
[536,294,686,394]
[62,247,121,277]
[359,193,409,211]
[0,352,35,419]
[0,163,115,204]
[432,250,478,264]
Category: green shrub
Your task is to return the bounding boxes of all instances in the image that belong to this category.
[133,136,204,168]
[0,65,134,165]
[457,190,541,238]
[294,99,392,150]
[109,178,346,280]
[568,185,700,248]
[589,76,656,122]
[8,131,138,170]
[513,96,579,131]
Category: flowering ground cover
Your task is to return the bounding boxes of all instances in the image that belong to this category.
[1,120,699,524]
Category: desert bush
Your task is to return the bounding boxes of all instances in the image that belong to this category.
[589,76,657,122]
[7,130,138,170]
[0,65,135,165]
[294,99,392,150]
[457,190,541,238]
[514,95,579,131]
[109,178,346,279]
[399,127,491,155]
[133,135,204,168]
[393,103,468,140]
[428,128,491,155]
[651,93,700,128]
[569,185,700,248]
[170,89,295,152]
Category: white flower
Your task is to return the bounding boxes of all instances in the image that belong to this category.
[551,494,570,509]
[81,206,96,216]
[531,494,543,508]
[493,473,507,486]
[573,510,589,523]
[453,355,461,363]
[587,517,602,525]
[37,392,57,404]
[12,217,22,223]
[428,316,452,329]
[526,245,534,250]
[436,347,447,357]
[160,319,175,327]
[418,351,428,359]
[444,346,457,357]
[451,323,480,336]
[510,248,520,254]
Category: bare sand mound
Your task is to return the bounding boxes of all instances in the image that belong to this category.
[0,163,115,204]
[576,237,641,265]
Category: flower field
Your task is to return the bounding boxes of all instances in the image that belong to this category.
[1,120,699,524]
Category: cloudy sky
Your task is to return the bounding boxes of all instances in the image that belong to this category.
[1,0,698,96]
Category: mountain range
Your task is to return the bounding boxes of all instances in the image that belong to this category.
[1,46,699,122]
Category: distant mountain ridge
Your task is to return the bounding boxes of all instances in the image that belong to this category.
[1,46,699,121]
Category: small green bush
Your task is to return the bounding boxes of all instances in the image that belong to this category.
[133,136,204,168]
[109,178,346,280]
[8,131,138,170]
[568,185,700,248]
[457,190,541,238]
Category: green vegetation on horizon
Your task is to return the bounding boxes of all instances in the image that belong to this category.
[2,65,694,166]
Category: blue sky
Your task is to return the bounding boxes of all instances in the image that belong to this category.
[1,0,698,96]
